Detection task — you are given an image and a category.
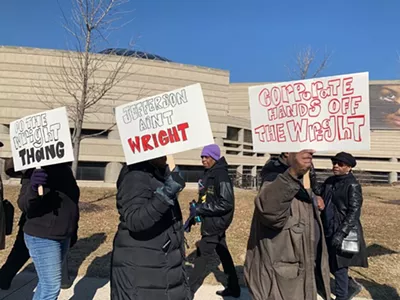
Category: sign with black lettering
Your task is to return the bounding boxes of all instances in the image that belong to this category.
[9,107,74,171]
[115,83,214,165]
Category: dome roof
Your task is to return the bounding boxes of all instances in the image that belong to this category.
[99,48,172,62]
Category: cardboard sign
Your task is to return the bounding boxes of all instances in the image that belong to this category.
[249,72,370,153]
[9,107,74,172]
[115,83,214,165]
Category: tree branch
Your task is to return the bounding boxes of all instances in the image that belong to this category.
[80,123,116,140]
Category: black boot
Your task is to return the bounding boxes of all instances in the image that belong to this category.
[216,287,241,298]
[0,269,12,290]
[348,277,362,299]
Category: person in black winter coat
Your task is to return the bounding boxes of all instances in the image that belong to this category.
[18,163,80,300]
[110,156,191,300]
[313,152,368,300]
[188,144,240,298]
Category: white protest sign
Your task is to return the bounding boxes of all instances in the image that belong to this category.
[115,83,214,165]
[9,107,74,172]
[249,72,370,153]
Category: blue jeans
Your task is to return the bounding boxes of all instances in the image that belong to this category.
[24,234,70,300]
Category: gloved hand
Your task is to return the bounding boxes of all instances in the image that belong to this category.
[331,231,347,249]
[189,200,197,217]
[170,167,186,192]
[183,216,196,232]
[163,173,185,198]
[31,169,48,192]
[155,169,186,205]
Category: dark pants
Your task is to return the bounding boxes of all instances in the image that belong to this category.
[327,238,349,300]
[0,217,30,287]
[189,233,239,294]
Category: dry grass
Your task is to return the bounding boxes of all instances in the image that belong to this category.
[1,185,399,299]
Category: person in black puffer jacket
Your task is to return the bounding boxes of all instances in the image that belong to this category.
[111,156,191,300]
[18,163,80,300]
[188,144,240,298]
[313,152,368,300]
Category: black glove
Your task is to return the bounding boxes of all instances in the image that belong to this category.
[155,171,185,205]
[331,231,347,249]
[163,173,185,198]
[170,167,186,192]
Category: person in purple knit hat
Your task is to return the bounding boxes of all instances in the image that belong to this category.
[187,144,240,298]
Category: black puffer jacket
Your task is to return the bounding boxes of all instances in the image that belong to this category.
[17,164,80,241]
[260,156,288,185]
[316,173,368,268]
[196,157,234,236]
[111,162,190,300]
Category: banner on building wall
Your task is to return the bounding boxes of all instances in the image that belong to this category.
[370,83,400,129]
[9,107,74,172]
[115,83,214,165]
[249,72,370,152]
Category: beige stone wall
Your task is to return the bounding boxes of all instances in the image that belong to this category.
[1,46,400,183]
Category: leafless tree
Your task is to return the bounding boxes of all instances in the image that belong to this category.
[285,46,333,80]
[36,0,140,177]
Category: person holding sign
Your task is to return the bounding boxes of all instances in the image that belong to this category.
[188,144,240,298]
[110,156,190,300]
[312,152,368,300]
[17,163,80,300]
[244,150,331,300]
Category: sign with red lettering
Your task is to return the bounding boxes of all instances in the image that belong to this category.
[9,107,74,171]
[249,72,370,152]
[115,83,214,165]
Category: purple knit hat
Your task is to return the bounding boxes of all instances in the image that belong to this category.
[201,144,221,161]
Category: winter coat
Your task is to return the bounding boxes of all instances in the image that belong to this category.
[260,156,289,184]
[244,170,331,300]
[111,162,190,300]
[17,164,80,241]
[195,157,235,237]
[315,173,368,269]
[0,173,5,250]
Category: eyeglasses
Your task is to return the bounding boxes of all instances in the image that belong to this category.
[332,160,346,167]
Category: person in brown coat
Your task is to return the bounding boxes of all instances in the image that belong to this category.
[244,150,331,300]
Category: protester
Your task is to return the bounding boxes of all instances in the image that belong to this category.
[0,140,5,251]
[187,144,240,298]
[18,163,80,300]
[0,158,76,290]
[244,150,331,300]
[313,152,368,300]
[110,156,190,300]
[259,152,289,185]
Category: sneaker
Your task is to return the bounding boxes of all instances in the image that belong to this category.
[216,288,241,298]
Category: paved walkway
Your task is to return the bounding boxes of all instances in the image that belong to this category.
[0,271,372,300]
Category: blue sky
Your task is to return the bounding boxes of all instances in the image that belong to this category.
[1,0,399,82]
